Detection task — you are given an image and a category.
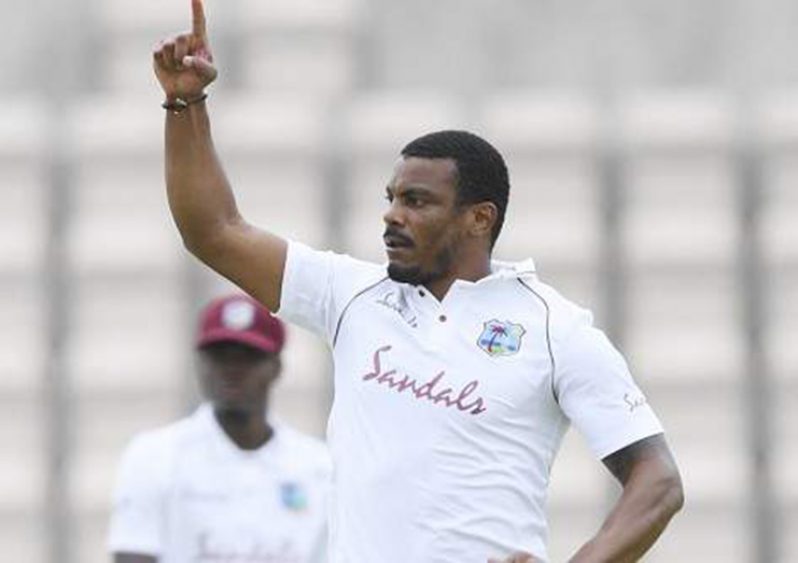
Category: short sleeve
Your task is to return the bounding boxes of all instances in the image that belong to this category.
[107,435,168,556]
[553,318,664,460]
[278,241,386,344]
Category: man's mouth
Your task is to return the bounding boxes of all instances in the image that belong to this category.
[383,230,414,250]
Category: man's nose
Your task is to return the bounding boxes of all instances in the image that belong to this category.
[383,199,405,227]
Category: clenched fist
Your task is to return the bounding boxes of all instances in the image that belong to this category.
[153,0,217,101]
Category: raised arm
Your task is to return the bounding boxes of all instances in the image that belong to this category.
[152,0,287,310]
[569,434,684,562]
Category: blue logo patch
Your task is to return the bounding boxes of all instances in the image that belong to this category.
[477,319,526,357]
[280,482,308,511]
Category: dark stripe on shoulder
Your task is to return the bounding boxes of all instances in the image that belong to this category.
[332,276,390,347]
[517,279,558,402]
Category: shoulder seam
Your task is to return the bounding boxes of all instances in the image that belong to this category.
[517,279,558,403]
[332,276,390,347]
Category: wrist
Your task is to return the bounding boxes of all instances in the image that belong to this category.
[162,92,208,114]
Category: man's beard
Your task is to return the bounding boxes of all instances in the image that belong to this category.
[387,245,455,286]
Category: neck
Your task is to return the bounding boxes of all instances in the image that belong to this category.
[425,250,492,301]
[213,406,273,450]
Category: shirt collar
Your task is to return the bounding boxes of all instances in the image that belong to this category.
[383,258,537,296]
[488,258,537,280]
[449,258,538,289]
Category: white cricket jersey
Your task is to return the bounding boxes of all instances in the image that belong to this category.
[108,404,331,563]
[278,241,664,563]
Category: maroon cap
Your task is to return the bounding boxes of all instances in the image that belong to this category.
[196,294,285,354]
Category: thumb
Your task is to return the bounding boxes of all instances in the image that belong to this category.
[183,55,217,81]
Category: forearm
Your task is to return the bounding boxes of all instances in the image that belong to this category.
[165,100,240,258]
[569,471,683,562]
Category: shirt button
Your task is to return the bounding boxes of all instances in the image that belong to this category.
[438,315,447,323]
[418,289,425,297]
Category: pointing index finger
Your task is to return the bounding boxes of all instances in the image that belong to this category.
[191,0,207,39]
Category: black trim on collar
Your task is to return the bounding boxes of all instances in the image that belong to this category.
[332,276,390,348]
[517,279,558,403]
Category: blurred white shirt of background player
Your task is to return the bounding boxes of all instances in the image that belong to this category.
[108,294,332,563]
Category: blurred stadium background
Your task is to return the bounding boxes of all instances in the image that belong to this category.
[1,0,797,561]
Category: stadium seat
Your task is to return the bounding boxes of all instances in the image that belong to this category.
[0,214,45,563]
[66,97,184,276]
[95,0,230,94]
[241,0,363,27]
[0,394,46,511]
[772,355,798,561]
[645,500,749,562]
[70,391,178,563]
[784,503,798,563]
[547,503,604,562]
[0,99,56,563]
[545,414,616,560]
[0,394,46,563]
[212,94,331,247]
[530,429,610,561]
[757,94,798,388]
[65,94,195,563]
[756,91,798,270]
[761,205,798,273]
[0,510,46,563]
[651,382,746,502]
[547,430,609,508]
[618,92,739,271]
[642,382,746,563]
[237,0,363,96]
[75,508,111,563]
[617,94,743,412]
[615,108,747,554]
[0,282,46,393]
[548,425,746,562]
[66,277,188,393]
[647,382,748,560]
[343,92,467,261]
[535,268,604,321]
[624,271,744,384]
[757,96,798,553]
[774,381,798,501]
[480,93,602,272]
[0,98,48,276]
[765,272,798,383]
[271,383,331,438]
[70,391,180,514]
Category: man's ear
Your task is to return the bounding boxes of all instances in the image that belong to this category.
[469,201,498,240]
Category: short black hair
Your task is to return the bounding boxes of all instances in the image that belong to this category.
[400,130,509,248]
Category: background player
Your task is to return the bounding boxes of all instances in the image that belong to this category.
[108,294,331,563]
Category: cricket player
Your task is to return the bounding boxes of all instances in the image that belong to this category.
[150,1,684,561]
[108,295,331,563]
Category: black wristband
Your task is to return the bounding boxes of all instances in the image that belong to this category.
[162,93,208,114]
